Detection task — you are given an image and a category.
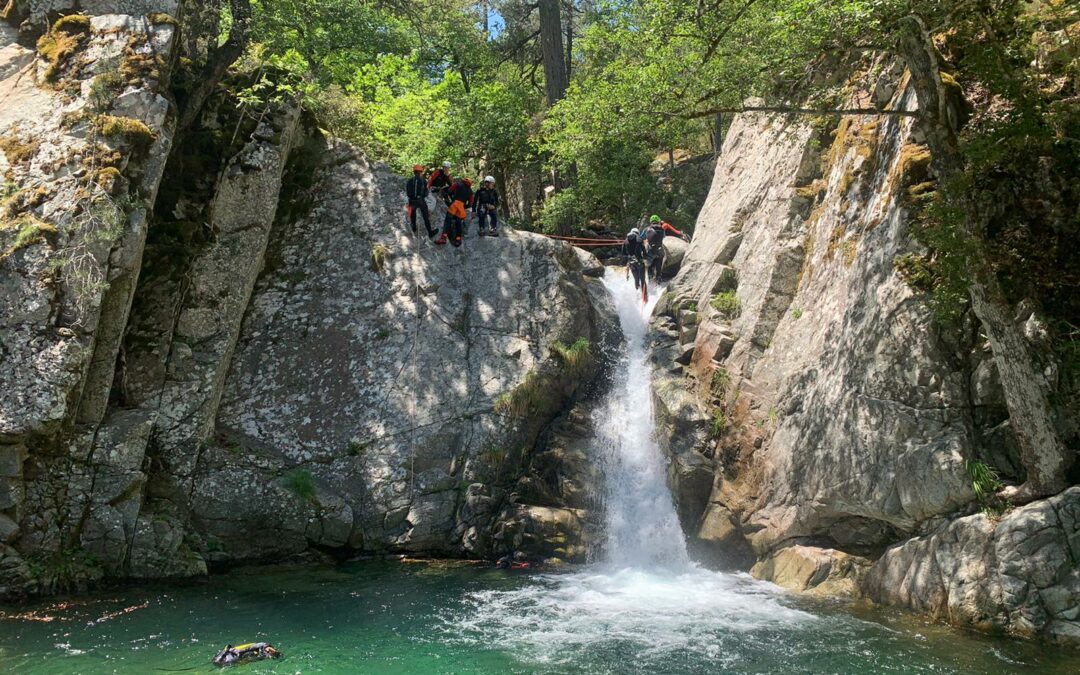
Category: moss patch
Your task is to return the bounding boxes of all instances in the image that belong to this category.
[0,215,58,262]
[494,369,550,417]
[95,115,156,150]
[37,16,91,84]
[0,185,48,219]
[0,134,40,166]
[147,12,179,26]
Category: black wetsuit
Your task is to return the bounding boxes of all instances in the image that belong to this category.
[623,233,647,290]
[405,175,434,236]
[474,187,500,234]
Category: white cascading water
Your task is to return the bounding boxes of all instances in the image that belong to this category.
[596,271,691,569]
[451,271,812,665]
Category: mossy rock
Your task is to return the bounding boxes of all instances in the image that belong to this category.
[0,134,40,166]
[95,115,157,150]
[36,16,91,83]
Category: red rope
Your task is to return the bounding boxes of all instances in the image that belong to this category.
[544,234,621,243]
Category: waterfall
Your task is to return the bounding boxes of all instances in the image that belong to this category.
[596,272,690,569]
[450,272,813,666]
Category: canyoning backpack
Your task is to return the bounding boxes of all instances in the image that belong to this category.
[406,176,428,203]
[623,234,645,261]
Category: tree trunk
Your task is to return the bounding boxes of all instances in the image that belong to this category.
[539,0,568,106]
[900,15,1070,501]
[564,1,573,80]
[178,0,252,131]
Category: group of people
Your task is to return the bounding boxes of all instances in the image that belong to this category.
[622,215,689,301]
[404,162,501,247]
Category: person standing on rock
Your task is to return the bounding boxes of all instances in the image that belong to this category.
[643,215,689,283]
[623,227,648,303]
[405,165,437,238]
[474,176,500,237]
[435,177,473,247]
[428,161,454,205]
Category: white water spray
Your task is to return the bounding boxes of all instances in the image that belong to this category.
[449,272,815,665]
[594,274,690,569]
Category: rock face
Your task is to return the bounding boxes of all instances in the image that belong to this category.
[865,487,1080,643]
[0,5,615,597]
[652,61,1079,642]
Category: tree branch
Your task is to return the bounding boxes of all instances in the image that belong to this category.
[673,105,919,120]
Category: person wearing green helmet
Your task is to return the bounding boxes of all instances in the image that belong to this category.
[643,215,689,283]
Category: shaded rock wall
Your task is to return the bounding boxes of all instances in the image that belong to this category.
[0,6,615,597]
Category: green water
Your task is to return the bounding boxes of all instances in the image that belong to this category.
[0,561,1076,674]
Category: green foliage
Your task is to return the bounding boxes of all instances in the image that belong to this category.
[710,291,741,320]
[710,367,730,398]
[710,409,727,438]
[347,440,367,457]
[965,459,1012,518]
[791,308,803,319]
[966,460,1002,502]
[283,468,317,502]
[0,215,57,262]
[551,338,593,377]
[370,242,389,273]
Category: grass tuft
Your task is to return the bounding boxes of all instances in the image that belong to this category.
[283,469,317,502]
[710,291,741,319]
[494,369,548,417]
[551,337,592,378]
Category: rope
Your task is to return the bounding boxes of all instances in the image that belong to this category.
[544,234,622,243]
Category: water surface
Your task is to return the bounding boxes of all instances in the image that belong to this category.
[0,560,1075,674]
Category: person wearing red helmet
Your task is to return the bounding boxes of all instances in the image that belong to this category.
[405,164,436,238]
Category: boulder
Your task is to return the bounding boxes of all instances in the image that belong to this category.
[752,545,870,598]
[864,487,1080,643]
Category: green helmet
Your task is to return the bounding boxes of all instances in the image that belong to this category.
[650,215,661,224]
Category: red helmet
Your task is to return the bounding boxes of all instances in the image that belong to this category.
[463,178,472,187]
[413,164,424,172]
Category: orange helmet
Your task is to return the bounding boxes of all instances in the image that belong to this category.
[413,164,424,172]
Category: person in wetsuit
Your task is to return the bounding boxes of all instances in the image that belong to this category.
[474,176,500,236]
[405,164,436,238]
[213,642,281,666]
[623,227,648,302]
[435,178,474,247]
[428,161,454,205]
[642,215,689,283]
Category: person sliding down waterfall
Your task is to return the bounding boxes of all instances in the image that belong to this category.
[405,165,437,238]
[643,215,689,283]
[622,227,648,303]
[434,177,473,247]
[474,176,500,236]
[428,161,454,205]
